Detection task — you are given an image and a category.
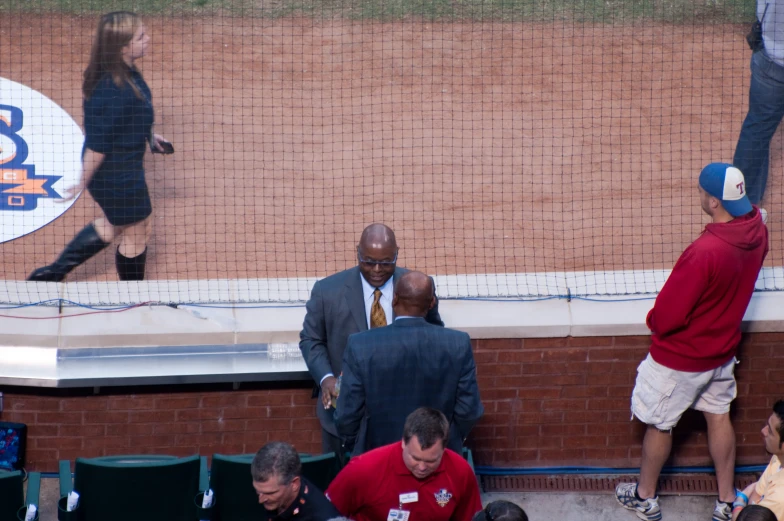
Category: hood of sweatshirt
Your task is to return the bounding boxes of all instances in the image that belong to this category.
[703,205,768,251]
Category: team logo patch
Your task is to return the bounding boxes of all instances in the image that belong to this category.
[0,77,83,243]
[434,488,452,507]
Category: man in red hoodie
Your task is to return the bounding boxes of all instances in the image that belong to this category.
[616,163,768,521]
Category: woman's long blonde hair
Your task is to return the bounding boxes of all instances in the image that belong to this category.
[82,11,143,100]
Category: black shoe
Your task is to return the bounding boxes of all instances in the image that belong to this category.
[27,224,110,282]
[116,247,147,281]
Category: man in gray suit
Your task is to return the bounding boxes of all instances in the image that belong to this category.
[299,224,443,461]
[334,271,483,456]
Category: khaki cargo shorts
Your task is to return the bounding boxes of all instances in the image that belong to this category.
[630,354,737,431]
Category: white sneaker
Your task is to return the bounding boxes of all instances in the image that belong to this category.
[760,208,768,224]
[712,500,732,521]
[615,483,662,521]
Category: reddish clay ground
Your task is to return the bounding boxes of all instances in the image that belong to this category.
[1,15,781,284]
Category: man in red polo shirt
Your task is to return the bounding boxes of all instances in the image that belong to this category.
[326,407,482,521]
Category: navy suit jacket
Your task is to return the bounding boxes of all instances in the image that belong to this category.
[299,267,443,435]
[334,317,484,455]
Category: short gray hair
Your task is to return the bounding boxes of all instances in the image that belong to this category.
[251,441,302,485]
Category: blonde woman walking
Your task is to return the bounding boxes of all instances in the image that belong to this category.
[29,11,171,281]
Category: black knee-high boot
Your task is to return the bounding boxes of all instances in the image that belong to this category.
[115,247,147,281]
[27,224,110,282]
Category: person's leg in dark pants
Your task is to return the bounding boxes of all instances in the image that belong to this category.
[321,429,348,468]
[734,51,784,205]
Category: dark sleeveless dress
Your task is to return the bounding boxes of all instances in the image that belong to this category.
[83,68,153,226]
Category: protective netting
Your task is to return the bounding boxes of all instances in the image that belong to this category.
[1,0,782,305]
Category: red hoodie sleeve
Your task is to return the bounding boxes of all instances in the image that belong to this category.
[648,247,710,337]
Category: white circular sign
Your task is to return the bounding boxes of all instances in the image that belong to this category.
[0,77,83,243]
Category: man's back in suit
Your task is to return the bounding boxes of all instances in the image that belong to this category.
[335,317,484,455]
[299,266,443,385]
[299,267,443,435]
[298,224,443,455]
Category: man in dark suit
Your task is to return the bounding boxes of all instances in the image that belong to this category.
[299,224,443,460]
[334,271,483,456]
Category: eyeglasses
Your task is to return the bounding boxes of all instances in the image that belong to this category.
[356,249,398,268]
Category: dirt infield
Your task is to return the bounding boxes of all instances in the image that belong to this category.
[1,15,781,285]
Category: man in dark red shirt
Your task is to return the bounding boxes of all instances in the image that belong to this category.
[615,163,768,521]
[326,407,482,521]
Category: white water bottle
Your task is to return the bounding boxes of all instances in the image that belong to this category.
[23,504,36,521]
[200,488,214,521]
[66,491,79,511]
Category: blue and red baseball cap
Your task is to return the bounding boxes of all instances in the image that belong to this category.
[698,163,753,217]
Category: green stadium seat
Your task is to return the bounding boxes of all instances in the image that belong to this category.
[462,447,475,472]
[299,452,339,492]
[209,454,265,521]
[462,447,481,491]
[0,470,41,521]
[57,455,208,521]
[208,451,338,520]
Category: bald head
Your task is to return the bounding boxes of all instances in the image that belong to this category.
[393,271,435,318]
[357,224,398,288]
[358,223,397,251]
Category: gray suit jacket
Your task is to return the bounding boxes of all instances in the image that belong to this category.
[334,317,484,455]
[299,266,443,435]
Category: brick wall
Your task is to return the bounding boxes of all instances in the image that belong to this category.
[2,333,779,472]
[471,334,777,468]
[2,383,322,472]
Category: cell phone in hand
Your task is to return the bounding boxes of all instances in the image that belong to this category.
[151,141,175,154]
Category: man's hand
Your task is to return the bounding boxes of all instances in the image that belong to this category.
[321,375,338,409]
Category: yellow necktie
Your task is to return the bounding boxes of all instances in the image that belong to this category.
[370,288,387,329]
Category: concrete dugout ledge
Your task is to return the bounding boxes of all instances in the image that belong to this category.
[0,268,782,387]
